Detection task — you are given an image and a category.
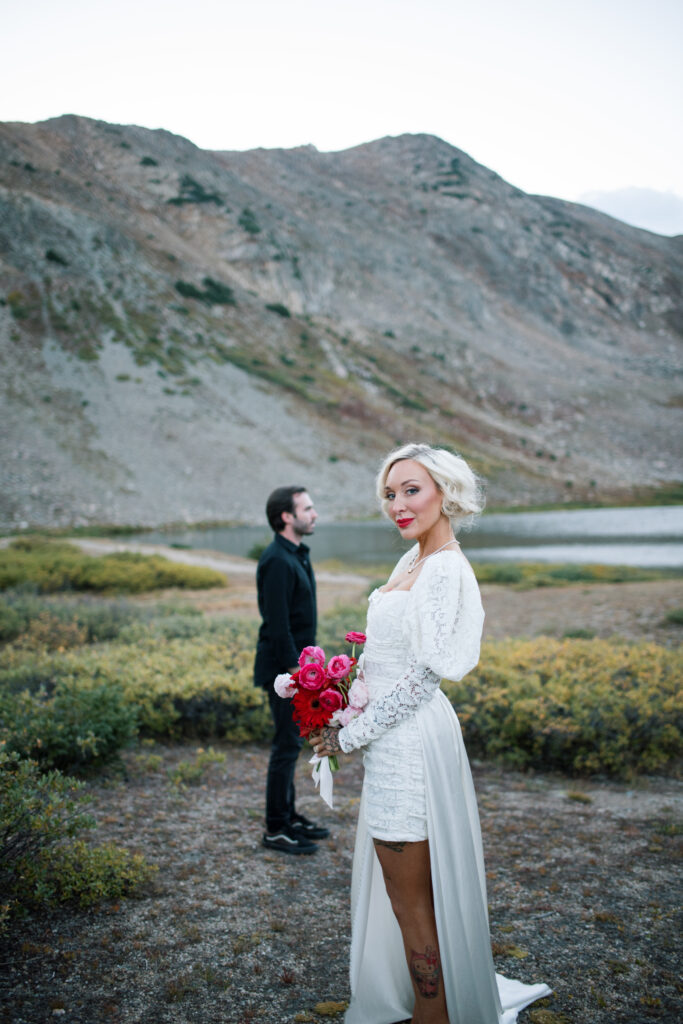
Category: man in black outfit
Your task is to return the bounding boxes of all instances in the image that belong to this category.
[254,485,330,855]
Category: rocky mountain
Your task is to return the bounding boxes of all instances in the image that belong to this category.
[0,114,681,528]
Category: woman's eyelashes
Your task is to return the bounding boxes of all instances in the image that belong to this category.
[386,486,419,501]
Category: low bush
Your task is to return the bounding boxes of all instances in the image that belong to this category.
[0,591,203,648]
[0,749,93,891]
[1,680,138,771]
[444,637,682,777]
[247,540,268,561]
[0,601,23,642]
[0,539,226,593]
[15,839,155,910]
[175,278,236,306]
[238,207,261,234]
[167,175,223,206]
[13,611,88,651]
[471,561,671,589]
[0,620,268,748]
[0,749,155,925]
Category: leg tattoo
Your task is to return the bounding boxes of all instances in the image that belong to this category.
[374,839,408,853]
[410,945,441,999]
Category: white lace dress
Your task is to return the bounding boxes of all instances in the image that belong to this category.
[338,547,551,1024]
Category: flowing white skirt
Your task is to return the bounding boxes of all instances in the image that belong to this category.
[345,690,551,1024]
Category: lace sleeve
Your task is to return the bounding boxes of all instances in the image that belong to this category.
[338,657,440,752]
[405,552,483,681]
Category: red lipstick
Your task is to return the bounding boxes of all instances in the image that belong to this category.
[396,518,414,528]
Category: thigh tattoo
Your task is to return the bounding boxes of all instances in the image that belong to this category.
[374,839,408,853]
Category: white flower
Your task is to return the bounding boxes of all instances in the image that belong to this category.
[274,673,297,698]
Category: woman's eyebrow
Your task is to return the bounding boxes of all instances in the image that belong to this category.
[385,478,420,492]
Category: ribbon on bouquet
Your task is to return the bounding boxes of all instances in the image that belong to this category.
[309,753,334,809]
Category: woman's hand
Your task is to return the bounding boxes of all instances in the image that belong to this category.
[309,726,342,757]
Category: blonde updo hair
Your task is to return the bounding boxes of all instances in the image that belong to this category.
[376,443,485,531]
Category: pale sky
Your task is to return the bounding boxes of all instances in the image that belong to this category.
[3,0,683,233]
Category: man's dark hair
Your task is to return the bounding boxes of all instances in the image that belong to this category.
[266,485,307,533]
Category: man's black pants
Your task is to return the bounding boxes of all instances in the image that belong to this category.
[265,686,304,832]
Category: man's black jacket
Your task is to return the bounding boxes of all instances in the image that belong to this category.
[253,533,317,688]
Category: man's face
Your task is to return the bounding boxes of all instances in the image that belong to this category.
[289,491,317,536]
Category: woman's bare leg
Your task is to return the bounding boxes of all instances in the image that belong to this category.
[373,838,448,1024]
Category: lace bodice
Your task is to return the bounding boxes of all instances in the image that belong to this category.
[339,548,484,753]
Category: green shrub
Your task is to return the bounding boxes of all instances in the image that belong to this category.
[1,681,138,771]
[174,278,236,306]
[0,749,155,922]
[0,539,226,593]
[0,591,197,648]
[0,749,93,891]
[201,277,236,305]
[13,611,88,651]
[238,207,261,234]
[45,248,69,266]
[474,563,524,585]
[444,637,683,777]
[265,302,291,317]
[168,175,223,206]
[664,607,683,625]
[0,602,23,642]
[247,540,268,561]
[0,623,268,744]
[15,839,156,909]
[470,561,671,589]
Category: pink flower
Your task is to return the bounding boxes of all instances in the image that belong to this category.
[326,654,354,679]
[298,662,326,691]
[345,631,367,645]
[348,676,369,709]
[298,645,326,668]
[319,688,343,714]
[331,705,361,727]
[274,673,297,698]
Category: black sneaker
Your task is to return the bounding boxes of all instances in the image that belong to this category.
[262,827,318,855]
[290,813,330,840]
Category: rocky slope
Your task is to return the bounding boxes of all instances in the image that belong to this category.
[0,115,681,527]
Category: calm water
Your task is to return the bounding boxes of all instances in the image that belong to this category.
[132,506,683,569]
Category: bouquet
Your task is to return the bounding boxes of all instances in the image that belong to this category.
[274,631,368,807]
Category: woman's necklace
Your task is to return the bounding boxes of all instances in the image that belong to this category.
[407,538,458,573]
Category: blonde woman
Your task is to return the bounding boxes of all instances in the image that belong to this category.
[311,444,549,1024]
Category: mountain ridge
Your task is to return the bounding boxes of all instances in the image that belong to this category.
[0,115,680,528]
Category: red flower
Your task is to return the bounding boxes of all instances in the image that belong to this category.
[345,631,367,645]
[319,688,343,714]
[298,663,326,691]
[292,689,329,737]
